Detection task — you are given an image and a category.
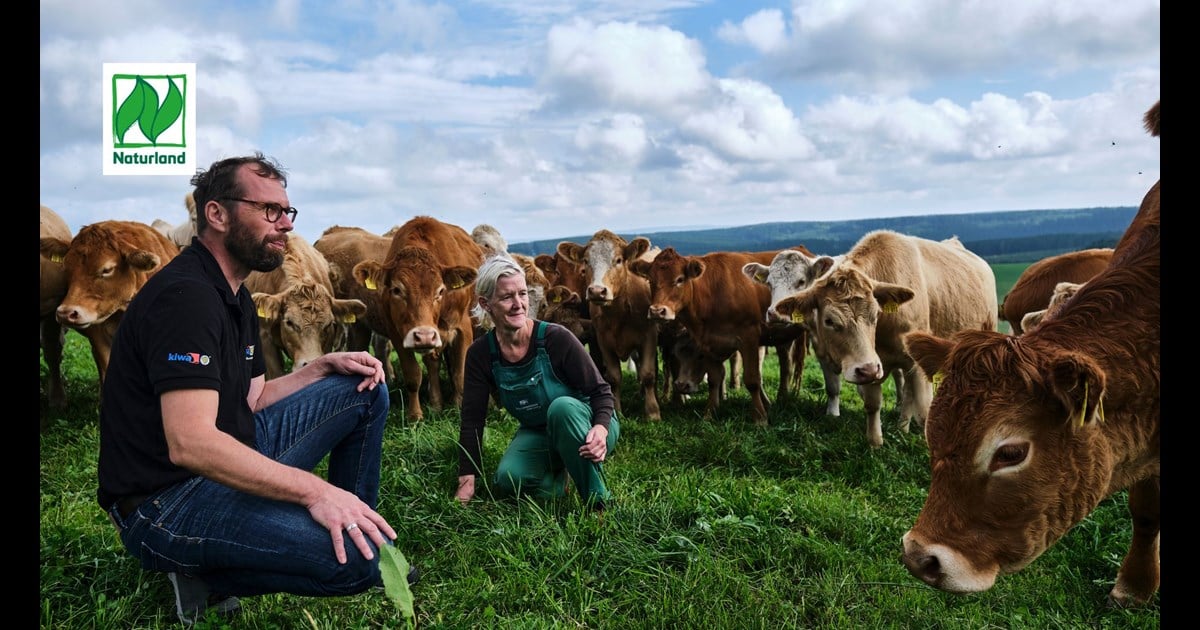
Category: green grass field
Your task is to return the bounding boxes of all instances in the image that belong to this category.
[40,303,1160,629]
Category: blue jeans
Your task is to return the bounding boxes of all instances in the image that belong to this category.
[107,374,390,597]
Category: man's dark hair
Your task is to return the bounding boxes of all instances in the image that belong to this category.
[190,152,288,234]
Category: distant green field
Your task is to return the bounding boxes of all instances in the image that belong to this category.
[991,262,1030,334]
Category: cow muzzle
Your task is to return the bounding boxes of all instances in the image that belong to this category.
[403,326,443,352]
[647,305,675,321]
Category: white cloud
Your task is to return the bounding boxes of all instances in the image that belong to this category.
[574,113,649,165]
[717,9,787,54]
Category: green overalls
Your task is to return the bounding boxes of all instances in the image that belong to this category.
[489,321,620,505]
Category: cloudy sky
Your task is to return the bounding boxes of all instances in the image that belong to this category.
[41,0,1160,247]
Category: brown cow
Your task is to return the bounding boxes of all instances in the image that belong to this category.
[630,247,804,426]
[40,205,72,413]
[536,248,603,371]
[539,285,592,343]
[41,220,179,389]
[352,216,483,420]
[559,230,663,420]
[245,233,367,379]
[1000,247,1113,334]
[899,100,1160,607]
[313,225,397,380]
[772,233,997,447]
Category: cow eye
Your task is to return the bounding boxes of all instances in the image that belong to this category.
[99,264,116,277]
[990,442,1029,471]
[674,276,684,286]
[614,256,623,265]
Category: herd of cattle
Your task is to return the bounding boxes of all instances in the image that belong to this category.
[38,101,1159,607]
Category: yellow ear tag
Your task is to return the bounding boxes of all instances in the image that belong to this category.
[790,311,805,324]
[449,279,464,289]
[1078,381,1088,428]
[364,278,377,291]
[551,293,562,303]
[51,254,64,263]
[256,305,266,318]
[882,301,899,314]
[932,372,943,392]
[341,313,357,323]
[755,271,767,282]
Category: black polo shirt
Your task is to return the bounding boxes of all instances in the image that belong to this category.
[96,238,266,509]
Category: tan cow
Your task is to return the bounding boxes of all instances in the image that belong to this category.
[536,248,603,372]
[771,232,997,447]
[1019,280,1084,333]
[900,100,1160,607]
[313,225,397,380]
[630,247,805,426]
[352,216,483,420]
[41,220,179,389]
[40,206,72,413]
[244,233,367,379]
[1000,247,1113,334]
[558,230,663,420]
[152,192,199,249]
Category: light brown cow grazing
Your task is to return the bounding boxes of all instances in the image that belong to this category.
[245,233,367,379]
[313,225,397,380]
[1019,280,1084,333]
[41,220,179,388]
[1000,247,1113,334]
[352,216,483,420]
[630,247,804,426]
[40,206,72,413]
[899,100,1160,607]
[771,232,997,447]
[559,231,664,420]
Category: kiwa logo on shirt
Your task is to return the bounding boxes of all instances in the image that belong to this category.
[244,345,255,360]
[167,352,210,365]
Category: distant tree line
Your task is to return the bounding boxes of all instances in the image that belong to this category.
[509,206,1137,264]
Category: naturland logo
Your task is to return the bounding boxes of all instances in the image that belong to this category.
[103,63,196,176]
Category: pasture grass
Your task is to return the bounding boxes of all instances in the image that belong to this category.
[40,329,1161,628]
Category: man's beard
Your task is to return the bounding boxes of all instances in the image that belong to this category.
[227,215,285,273]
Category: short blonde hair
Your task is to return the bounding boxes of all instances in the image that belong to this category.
[475,254,525,300]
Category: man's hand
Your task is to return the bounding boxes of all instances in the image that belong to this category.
[309,486,397,564]
[320,351,386,391]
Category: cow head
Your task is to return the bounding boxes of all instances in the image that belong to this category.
[42,222,175,329]
[742,250,837,325]
[540,285,592,341]
[899,328,1112,594]
[630,247,704,322]
[352,246,476,353]
[253,280,367,370]
[771,263,914,384]
[558,231,652,306]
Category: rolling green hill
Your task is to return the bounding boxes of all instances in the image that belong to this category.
[509,206,1137,264]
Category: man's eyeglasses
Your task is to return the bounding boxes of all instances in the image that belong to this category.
[220,197,298,223]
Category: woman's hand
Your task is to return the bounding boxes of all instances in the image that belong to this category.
[580,424,609,462]
[455,475,476,504]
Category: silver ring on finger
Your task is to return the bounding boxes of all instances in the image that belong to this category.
[346,522,359,532]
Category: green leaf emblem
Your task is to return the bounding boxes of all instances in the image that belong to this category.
[151,78,184,143]
[114,78,146,145]
[114,75,184,146]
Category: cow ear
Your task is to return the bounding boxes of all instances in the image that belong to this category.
[1021,309,1047,333]
[534,254,557,276]
[742,262,769,284]
[684,259,705,279]
[814,256,836,276]
[625,237,651,263]
[873,282,915,313]
[774,292,816,323]
[629,259,651,279]
[545,285,567,304]
[563,290,581,306]
[352,261,383,291]
[252,292,282,321]
[443,266,477,290]
[1047,352,1107,428]
[41,237,70,263]
[126,249,162,272]
[332,298,368,320]
[903,332,953,382]
[558,241,584,264]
